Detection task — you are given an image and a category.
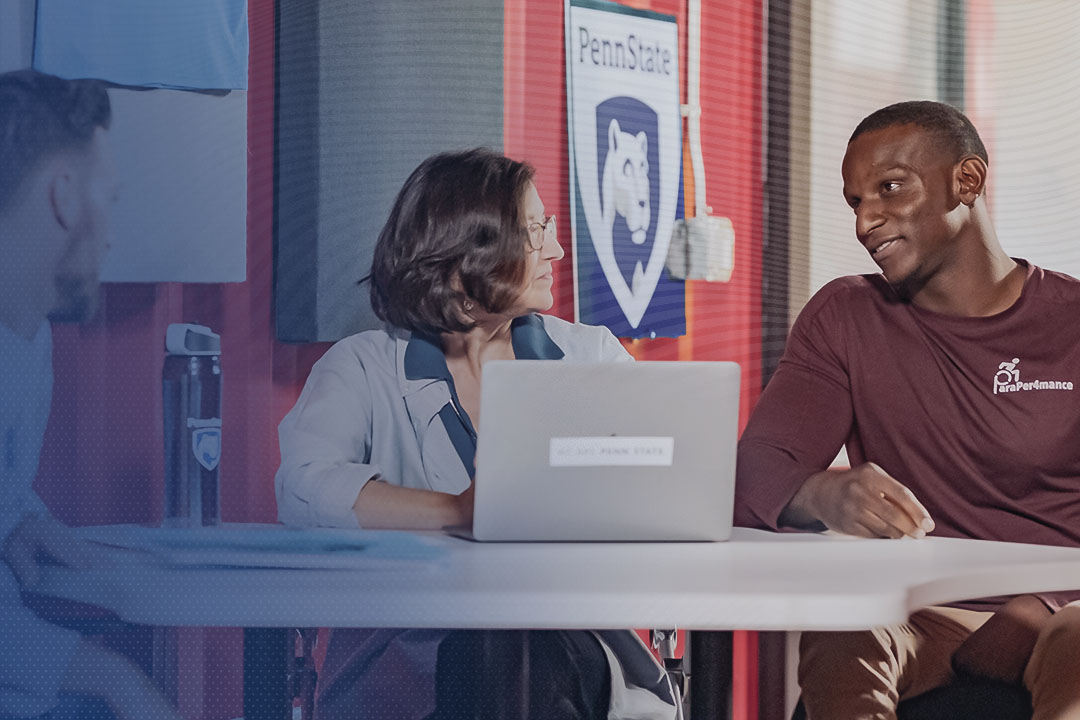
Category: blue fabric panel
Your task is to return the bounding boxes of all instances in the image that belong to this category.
[438,404,477,480]
[510,315,566,360]
[33,0,248,90]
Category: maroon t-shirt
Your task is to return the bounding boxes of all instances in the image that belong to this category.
[736,261,1080,609]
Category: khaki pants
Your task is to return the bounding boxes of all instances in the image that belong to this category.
[799,603,1080,720]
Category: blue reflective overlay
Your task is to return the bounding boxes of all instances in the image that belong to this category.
[33,0,249,90]
[77,524,447,563]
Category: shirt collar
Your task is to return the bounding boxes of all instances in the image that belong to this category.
[403,314,564,381]
[510,314,565,360]
[403,330,451,382]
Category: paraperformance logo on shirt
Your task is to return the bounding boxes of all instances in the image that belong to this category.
[993,358,1074,395]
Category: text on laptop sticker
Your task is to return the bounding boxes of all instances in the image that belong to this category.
[549,437,674,467]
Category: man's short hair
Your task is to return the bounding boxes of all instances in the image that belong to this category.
[369,148,537,335]
[0,70,111,214]
[849,100,988,165]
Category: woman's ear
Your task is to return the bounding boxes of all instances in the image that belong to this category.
[955,155,987,207]
[48,163,79,231]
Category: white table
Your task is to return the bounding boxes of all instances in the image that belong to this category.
[33,527,1080,719]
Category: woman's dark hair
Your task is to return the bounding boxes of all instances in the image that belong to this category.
[0,70,111,214]
[369,148,536,334]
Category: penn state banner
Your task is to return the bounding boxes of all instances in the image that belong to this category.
[566,0,685,338]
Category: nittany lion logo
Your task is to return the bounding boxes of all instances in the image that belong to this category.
[601,118,651,247]
[192,427,221,471]
[580,96,670,330]
[569,26,681,334]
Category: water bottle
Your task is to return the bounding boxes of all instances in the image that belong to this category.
[162,323,222,526]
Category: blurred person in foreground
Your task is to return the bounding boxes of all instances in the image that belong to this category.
[736,100,1080,719]
[0,69,181,720]
[276,149,677,719]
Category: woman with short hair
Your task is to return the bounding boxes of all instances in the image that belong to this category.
[275,149,675,719]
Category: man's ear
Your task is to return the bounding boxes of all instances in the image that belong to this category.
[955,155,987,207]
[48,163,79,231]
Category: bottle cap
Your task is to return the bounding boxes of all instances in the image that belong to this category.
[165,323,221,355]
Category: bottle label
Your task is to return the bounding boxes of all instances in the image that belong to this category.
[192,428,221,471]
[188,417,222,471]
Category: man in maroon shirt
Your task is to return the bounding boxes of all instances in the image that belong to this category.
[735,101,1080,719]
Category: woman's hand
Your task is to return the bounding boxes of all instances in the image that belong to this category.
[450,484,475,530]
[352,480,475,530]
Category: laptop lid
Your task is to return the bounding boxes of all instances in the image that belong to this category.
[470,360,740,542]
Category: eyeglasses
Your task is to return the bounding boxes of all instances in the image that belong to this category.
[525,214,557,252]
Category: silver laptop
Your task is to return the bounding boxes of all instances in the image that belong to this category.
[465,360,740,542]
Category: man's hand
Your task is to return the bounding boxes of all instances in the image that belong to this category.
[780,462,935,538]
[1,513,100,587]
